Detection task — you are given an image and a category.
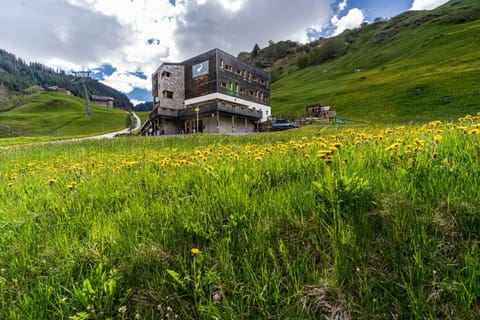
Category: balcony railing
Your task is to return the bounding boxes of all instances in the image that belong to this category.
[150,101,263,121]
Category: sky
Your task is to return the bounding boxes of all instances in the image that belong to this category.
[0,0,450,105]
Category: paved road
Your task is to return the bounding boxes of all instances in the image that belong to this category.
[81,111,142,140]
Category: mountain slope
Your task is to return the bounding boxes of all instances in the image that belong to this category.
[0,49,132,109]
[0,92,128,138]
[268,0,480,123]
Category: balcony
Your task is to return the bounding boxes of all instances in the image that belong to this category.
[150,107,180,119]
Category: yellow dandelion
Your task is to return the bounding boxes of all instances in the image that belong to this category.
[7,182,14,188]
[325,157,334,165]
[191,248,200,255]
[433,135,442,142]
[332,142,343,149]
[468,129,480,135]
[255,156,263,161]
[457,126,468,133]
[67,181,77,190]
[385,143,400,151]
[47,178,57,186]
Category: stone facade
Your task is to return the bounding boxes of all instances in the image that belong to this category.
[154,63,185,110]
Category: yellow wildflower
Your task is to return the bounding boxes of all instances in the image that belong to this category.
[433,135,442,142]
[191,248,200,255]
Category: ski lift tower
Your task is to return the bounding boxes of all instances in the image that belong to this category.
[72,71,93,116]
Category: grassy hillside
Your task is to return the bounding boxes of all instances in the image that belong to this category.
[0,91,128,139]
[271,0,480,123]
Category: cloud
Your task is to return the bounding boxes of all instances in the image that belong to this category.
[101,71,151,94]
[331,8,365,36]
[338,0,347,12]
[410,0,449,10]
[131,99,146,106]
[0,0,337,99]
[173,0,332,59]
[0,0,132,68]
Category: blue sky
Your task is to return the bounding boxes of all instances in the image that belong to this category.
[0,0,450,105]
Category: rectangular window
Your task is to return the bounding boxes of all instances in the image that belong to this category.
[161,71,171,78]
[253,76,259,82]
[260,79,266,85]
[225,64,233,72]
[263,95,269,101]
[162,90,173,99]
[219,59,224,69]
[236,68,242,75]
[240,88,247,94]
[220,81,227,88]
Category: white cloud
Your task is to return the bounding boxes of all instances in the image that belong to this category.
[339,0,347,12]
[0,0,335,98]
[332,8,365,36]
[173,0,332,60]
[131,99,146,106]
[410,0,449,10]
[101,71,151,94]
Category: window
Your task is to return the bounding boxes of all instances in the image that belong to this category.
[253,76,259,82]
[219,59,224,69]
[249,90,255,96]
[162,90,173,99]
[263,95,270,101]
[220,81,227,88]
[161,71,171,78]
[236,68,242,75]
[260,79,266,85]
[256,91,261,100]
[225,64,233,72]
[240,88,247,94]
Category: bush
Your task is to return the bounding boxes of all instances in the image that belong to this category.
[310,38,348,65]
[297,54,312,69]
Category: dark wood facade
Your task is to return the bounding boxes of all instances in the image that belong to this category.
[183,49,270,107]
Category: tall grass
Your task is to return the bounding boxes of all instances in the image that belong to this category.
[1,114,479,319]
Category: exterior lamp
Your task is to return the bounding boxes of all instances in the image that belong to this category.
[194,106,200,133]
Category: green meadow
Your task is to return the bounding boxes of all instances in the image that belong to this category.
[1,115,480,319]
[0,92,128,145]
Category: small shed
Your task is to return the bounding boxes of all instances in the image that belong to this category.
[91,95,115,108]
[47,86,73,96]
[306,103,336,121]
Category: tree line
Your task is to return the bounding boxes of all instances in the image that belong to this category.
[0,49,132,109]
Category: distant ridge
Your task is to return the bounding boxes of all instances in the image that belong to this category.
[0,49,132,109]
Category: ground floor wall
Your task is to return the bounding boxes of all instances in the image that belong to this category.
[149,113,258,135]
